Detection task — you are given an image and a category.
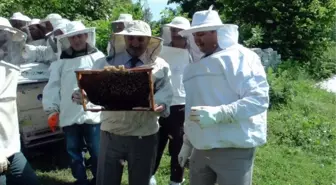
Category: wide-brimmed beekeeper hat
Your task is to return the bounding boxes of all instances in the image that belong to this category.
[0,17,27,37]
[112,14,133,23]
[110,20,163,64]
[179,5,240,51]
[165,16,190,30]
[52,18,71,33]
[161,16,190,45]
[55,21,96,58]
[40,13,62,25]
[10,12,31,22]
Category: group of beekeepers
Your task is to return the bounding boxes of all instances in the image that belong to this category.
[0,5,270,185]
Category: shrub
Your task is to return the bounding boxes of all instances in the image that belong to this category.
[266,63,336,157]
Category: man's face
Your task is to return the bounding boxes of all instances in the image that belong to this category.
[112,22,125,33]
[124,35,150,57]
[193,31,218,55]
[68,33,88,51]
[170,27,186,49]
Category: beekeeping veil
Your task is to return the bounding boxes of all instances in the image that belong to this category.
[109,20,163,64]
[48,18,70,53]
[0,17,27,66]
[40,13,63,36]
[111,13,133,32]
[56,21,96,59]
[21,19,48,46]
[9,12,31,30]
[178,5,239,62]
[161,16,190,45]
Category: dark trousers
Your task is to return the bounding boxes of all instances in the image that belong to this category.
[63,123,101,185]
[96,131,158,185]
[0,152,39,185]
[153,105,185,183]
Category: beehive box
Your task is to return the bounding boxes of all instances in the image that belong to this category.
[75,67,155,111]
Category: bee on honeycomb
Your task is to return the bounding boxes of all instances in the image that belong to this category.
[78,66,152,110]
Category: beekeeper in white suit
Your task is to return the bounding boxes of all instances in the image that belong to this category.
[22,18,70,63]
[106,13,133,55]
[150,16,191,185]
[42,20,104,185]
[72,20,173,185]
[9,12,31,30]
[0,17,39,185]
[177,6,269,185]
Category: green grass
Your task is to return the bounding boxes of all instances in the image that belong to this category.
[29,74,336,185]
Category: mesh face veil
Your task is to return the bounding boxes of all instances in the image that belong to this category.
[0,27,27,66]
[56,21,96,59]
[21,23,48,43]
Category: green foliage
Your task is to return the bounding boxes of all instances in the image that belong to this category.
[168,0,212,18]
[266,63,336,158]
[171,0,336,79]
[84,20,110,53]
[224,0,336,60]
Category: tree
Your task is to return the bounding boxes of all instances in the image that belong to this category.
[151,6,190,36]
[168,0,213,18]
[169,0,336,79]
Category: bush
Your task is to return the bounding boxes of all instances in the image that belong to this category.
[221,0,336,61]
[84,20,110,54]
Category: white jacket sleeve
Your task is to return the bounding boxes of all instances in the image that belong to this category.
[219,51,269,122]
[42,61,63,115]
[154,61,174,118]
[22,44,56,64]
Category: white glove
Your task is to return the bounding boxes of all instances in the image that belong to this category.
[189,106,225,128]
[71,89,88,105]
[22,44,36,61]
[0,153,10,174]
[178,143,193,168]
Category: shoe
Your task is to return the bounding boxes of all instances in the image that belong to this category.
[149,175,157,185]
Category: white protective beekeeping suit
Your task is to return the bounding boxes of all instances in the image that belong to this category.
[89,20,173,136]
[19,19,51,84]
[0,17,27,159]
[9,12,31,30]
[42,21,104,128]
[178,6,269,151]
[159,16,191,106]
[106,13,133,55]
[22,18,70,64]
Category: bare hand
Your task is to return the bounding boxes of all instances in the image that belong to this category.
[154,104,165,112]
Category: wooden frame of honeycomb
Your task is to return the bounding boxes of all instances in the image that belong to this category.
[75,66,155,111]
